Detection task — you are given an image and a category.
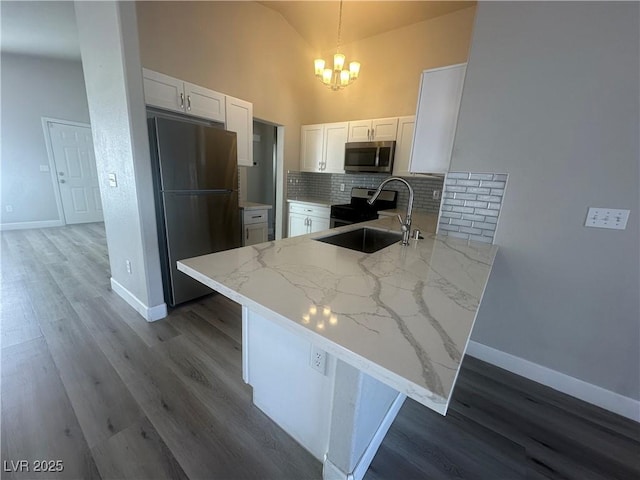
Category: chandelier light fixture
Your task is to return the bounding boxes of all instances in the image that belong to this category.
[313,0,360,91]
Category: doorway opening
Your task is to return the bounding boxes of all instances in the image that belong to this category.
[241,120,279,241]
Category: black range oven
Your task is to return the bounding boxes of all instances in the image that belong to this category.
[330,187,398,228]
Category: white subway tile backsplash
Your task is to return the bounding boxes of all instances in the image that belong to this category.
[439,171,508,244]
[464,200,489,208]
[469,173,495,181]
[454,193,478,201]
[479,180,506,188]
[447,172,470,179]
[456,179,481,187]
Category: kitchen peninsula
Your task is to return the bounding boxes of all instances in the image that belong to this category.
[178,214,497,480]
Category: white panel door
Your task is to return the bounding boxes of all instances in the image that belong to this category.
[184,82,226,122]
[225,95,254,167]
[48,122,103,224]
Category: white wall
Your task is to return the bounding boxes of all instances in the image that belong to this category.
[453,2,639,403]
[0,53,90,227]
[75,1,166,320]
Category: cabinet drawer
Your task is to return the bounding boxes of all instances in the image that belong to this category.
[289,203,330,217]
[243,209,268,225]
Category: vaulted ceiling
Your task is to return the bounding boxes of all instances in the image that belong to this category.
[0,1,475,61]
[260,1,475,51]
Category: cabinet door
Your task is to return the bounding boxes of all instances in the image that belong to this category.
[323,122,348,173]
[142,68,185,113]
[348,120,372,142]
[226,96,254,167]
[410,64,466,174]
[300,125,324,172]
[288,212,309,237]
[392,116,415,177]
[371,117,398,141]
[308,215,330,234]
[244,223,268,246]
[184,82,226,122]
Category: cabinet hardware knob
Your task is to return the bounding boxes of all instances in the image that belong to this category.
[59,179,66,184]
[58,172,64,176]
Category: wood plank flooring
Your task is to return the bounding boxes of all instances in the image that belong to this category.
[1,223,639,480]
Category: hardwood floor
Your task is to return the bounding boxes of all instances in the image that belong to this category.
[1,224,638,480]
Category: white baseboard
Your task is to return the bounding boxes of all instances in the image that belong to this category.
[0,219,64,231]
[466,341,640,422]
[110,277,167,322]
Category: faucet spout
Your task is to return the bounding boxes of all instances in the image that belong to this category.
[368,177,414,246]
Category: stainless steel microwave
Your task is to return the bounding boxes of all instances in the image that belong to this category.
[344,141,396,173]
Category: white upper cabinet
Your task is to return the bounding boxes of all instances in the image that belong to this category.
[300,122,348,173]
[225,96,254,167]
[322,122,348,173]
[392,116,415,177]
[142,68,184,113]
[142,68,225,122]
[300,124,324,172]
[347,117,398,142]
[184,82,225,122]
[409,63,466,174]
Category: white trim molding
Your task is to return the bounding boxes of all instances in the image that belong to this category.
[0,219,64,231]
[110,277,167,322]
[466,341,640,422]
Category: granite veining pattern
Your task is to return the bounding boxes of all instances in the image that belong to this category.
[178,214,497,414]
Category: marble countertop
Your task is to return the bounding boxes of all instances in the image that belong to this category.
[239,201,273,211]
[178,214,497,414]
[286,197,332,208]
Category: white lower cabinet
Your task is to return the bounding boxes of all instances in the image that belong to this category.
[288,202,330,237]
[242,208,269,246]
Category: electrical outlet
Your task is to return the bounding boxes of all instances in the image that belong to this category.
[309,345,327,375]
[433,189,441,200]
[340,183,345,192]
[108,173,117,187]
[5,205,13,213]
[126,260,132,274]
[585,208,630,230]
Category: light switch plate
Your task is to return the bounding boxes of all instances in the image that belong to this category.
[108,173,117,187]
[39,164,50,172]
[585,207,630,230]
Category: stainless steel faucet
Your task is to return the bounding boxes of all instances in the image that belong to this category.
[368,177,414,246]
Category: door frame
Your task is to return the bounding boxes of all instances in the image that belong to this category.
[41,117,93,226]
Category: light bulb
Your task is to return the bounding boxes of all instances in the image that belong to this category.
[314,59,325,76]
[349,61,360,79]
[333,53,345,71]
[340,70,350,86]
[322,68,332,84]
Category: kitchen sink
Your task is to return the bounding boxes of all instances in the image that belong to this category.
[314,227,402,253]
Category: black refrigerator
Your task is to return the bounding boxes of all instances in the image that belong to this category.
[149,116,241,306]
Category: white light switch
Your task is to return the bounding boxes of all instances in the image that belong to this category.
[585,208,630,230]
[39,164,50,172]
[108,173,117,187]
